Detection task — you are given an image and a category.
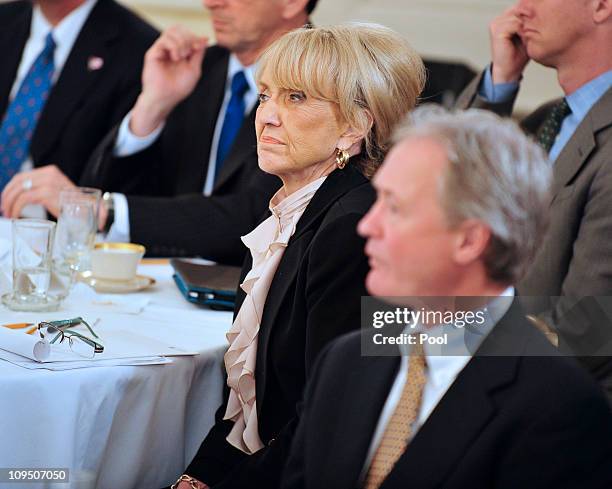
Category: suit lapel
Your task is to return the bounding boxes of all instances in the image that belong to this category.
[212,106,258,190]
[30,0,118,166]
[550,88,612,202]
[255,166,368,414]
[321,356,400,489]
[0,4,32,118]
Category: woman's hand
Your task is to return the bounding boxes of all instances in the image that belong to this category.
[171,474,209,489]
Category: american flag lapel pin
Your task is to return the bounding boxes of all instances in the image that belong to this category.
[87,56,104,71]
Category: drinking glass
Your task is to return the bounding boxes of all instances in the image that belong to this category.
[55,187,101,273]
[2,218,57,311]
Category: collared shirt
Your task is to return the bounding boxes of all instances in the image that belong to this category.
[9,0,98,101]
[360,287,515,482]
[8,0,97,218]
[553,70,612,161]
[109,54,258,242]
[479,66,612,162]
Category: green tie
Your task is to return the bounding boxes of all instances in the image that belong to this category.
[536,98,571,153]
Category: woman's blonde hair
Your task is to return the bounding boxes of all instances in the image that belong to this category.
[256,23,426,177]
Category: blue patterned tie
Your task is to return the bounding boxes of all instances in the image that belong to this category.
[215,70,249,182]
[0,32,56,191]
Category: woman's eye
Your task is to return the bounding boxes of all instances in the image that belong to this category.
[258,93,269,103]
[288,91,306,102]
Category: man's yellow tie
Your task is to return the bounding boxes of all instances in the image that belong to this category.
[364,340,427,489]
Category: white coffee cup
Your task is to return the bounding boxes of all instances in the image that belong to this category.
[90,243,145,281]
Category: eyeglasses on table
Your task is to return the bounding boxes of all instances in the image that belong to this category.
[37,317,104,358]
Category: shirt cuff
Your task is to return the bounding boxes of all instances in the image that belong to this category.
[113,110,165,157]
[478,64,519,103]
[105,193,130,243]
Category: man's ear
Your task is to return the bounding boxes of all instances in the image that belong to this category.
[452,219,492,267]
[593,0,612,23]
[281,0,310,20]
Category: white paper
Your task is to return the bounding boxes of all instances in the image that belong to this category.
[0,348,171,370]
[0,325,51,361]
[83,329,198,360]
[0,321,197,364]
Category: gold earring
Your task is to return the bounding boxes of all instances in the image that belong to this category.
[335,148,349,169]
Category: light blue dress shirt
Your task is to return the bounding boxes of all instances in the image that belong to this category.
[480,67,612,162]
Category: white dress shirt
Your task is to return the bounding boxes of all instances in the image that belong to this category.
[10,0,98,100]
[107,54,258,242]
[10,0,97,218]
[360,287,515,482]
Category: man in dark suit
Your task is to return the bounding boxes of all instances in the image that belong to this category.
[3,0,319,266]
[0,0,157,216]
[456,0,612,395]
[281,107,612,489]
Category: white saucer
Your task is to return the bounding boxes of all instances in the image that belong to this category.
[81,274,156,294]
[1,292,61,312]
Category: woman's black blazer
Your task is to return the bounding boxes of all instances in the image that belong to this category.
[186,163,375,488]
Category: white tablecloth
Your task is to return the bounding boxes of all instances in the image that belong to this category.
[0,219,232,489]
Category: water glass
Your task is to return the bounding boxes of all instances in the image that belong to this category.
[55,187,101,273]
[10,218,56,307]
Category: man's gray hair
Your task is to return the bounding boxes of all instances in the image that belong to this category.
[393,105,552,284]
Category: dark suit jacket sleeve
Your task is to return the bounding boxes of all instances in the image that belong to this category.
[81,120,155,194]
[187,210,369,488]
[79,121,168,194]
[454,69,517,116]
[126,168,278,265]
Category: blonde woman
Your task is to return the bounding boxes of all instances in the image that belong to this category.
[172,23,425,489]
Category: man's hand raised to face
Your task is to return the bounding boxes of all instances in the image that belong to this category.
[489,6,530,84]
[130,25,208,137]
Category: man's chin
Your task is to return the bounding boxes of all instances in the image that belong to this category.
[365,270,392,297]
[525,46,555,69]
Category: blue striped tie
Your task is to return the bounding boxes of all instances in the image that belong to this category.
[0,32,56,191]
[215,70,249,182]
